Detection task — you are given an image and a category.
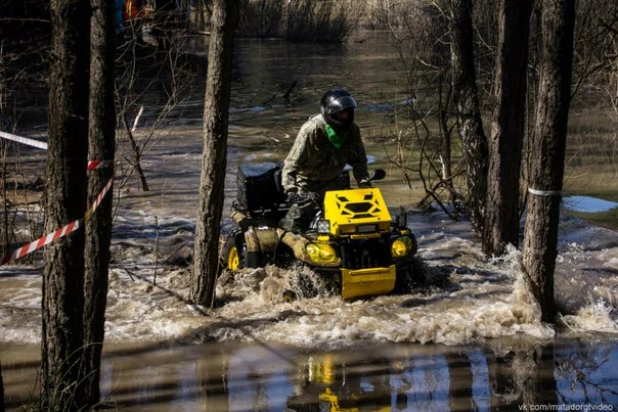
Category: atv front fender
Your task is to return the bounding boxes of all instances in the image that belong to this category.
[340,265,397,299]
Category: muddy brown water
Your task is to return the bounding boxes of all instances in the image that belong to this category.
[3,337,616,410]
[1,31,618,410]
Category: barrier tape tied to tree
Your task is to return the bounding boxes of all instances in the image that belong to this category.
[0,130,48,150]
[87,159,114,169]
[0,130,113,168]
[0,177,114,266]
[0,130,115,266]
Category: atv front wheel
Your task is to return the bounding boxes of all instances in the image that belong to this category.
[222,232,245,270]
[394,257,426,294]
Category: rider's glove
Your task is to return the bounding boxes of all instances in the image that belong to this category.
[358,178,372,188]
[286,190,300,205]
[286,190,316,205]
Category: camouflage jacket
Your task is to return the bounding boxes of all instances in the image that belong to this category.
[281,114,369,195]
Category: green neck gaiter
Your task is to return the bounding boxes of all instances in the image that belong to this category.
[325,124,344,148]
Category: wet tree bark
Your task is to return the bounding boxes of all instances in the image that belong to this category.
[83,0,116,406]
[41,0,91,410]
[191,0,239,306]
[449,0,489,234]
[523,0,575,323]
[482,0,533,257]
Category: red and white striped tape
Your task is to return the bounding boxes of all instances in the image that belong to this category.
[0,220,81,265]
[0,130,115,265]
[85,177,114,221]
[1,131,113,170]
[87,159,114,170]
[0,177,114,266]
[0,131,48,150]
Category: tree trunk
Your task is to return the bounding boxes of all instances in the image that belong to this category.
[523,0,575,323]
[83,0,116,406]
[438,72,452,183]
[449,0,489,233]
[41,0,91,410]
[482,0,533,257]
[191,0,239,306]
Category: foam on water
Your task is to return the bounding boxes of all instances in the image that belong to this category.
[175,244,555,348]
[1,208,616,348]
[560,301,618,334]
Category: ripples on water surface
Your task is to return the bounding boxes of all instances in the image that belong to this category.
[1,32,618,410]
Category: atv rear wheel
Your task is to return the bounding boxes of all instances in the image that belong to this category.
[222,232,245,270]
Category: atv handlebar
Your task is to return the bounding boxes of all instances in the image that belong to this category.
[369,169,386,182]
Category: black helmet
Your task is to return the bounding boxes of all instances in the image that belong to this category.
[320,88,357,132]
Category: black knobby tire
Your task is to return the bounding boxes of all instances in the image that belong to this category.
[394,257,426,294]
[296,270,340,299]
[221,231,245,270]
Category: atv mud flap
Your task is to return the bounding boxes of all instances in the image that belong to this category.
[341,265,396,299]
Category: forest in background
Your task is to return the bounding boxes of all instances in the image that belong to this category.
[2,0,617,196]
[1,0,618,410]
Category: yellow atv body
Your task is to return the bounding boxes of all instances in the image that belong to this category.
[221,162,419,299]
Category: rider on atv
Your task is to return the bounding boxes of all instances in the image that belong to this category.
[280,88,372,233]
[224,89,420,299]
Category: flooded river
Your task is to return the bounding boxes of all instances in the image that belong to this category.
[1,31,618,410]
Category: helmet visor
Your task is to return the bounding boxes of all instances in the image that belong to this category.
[324,95,358,114]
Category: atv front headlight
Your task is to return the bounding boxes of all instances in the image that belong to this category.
[306,243,338,264]
[317,219,330,234]
[391,236,414,258]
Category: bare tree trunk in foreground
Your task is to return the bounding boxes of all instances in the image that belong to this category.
[483,0,533,257]
[41,0,90,410]
[192,0,239,306]
[523,0,576,323]
[449,0,489,234]
[83,0,116,406]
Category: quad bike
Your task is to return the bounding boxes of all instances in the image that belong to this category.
[221,161,420,299]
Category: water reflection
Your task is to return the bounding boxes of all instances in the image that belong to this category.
[286,352,393,411]
[5,339,617,411]
[555,339,618,406]
[101,340,617,410]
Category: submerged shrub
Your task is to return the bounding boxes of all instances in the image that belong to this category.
[364,0,415,29]
[238,0,283,37]
[286,0,360,43]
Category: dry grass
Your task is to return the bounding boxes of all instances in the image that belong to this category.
[563,107,618,199]
[238,0,283,37]
[286,0,361,43]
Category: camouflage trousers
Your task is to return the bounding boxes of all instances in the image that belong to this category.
[279,200,319,234]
